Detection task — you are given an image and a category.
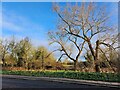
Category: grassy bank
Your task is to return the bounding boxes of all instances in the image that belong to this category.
[1,70,120,82]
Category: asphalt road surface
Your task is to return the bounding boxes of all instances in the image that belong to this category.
[2,77,118,89]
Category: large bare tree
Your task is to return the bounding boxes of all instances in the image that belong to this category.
[51,2,119,72]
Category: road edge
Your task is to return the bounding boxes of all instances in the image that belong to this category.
[1,74,120,88]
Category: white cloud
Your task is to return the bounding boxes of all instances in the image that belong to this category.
[3,21,24,32]
[31,38,49,48]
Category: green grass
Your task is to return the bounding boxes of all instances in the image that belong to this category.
[1,70,120,82]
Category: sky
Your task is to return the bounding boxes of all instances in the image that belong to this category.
[1,2,118,61]
[2,2,58,48]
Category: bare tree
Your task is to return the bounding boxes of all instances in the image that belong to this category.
[48,29,85,70]
[52,2,118,72]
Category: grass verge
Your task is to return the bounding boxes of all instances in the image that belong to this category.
[1,70,120,82]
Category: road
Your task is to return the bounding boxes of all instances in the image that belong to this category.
[2,77,118,89]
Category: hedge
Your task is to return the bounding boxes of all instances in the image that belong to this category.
[1,70,120,82]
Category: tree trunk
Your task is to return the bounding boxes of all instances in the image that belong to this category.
[74,61,77,71]
[87,40,101,72]
[41,51,44,70]
[2,58,6,67]
[94,63,100,72]
[94,40,100,72]
[88,42,96,60]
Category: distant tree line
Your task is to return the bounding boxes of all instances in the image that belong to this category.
[0,36,61,70]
